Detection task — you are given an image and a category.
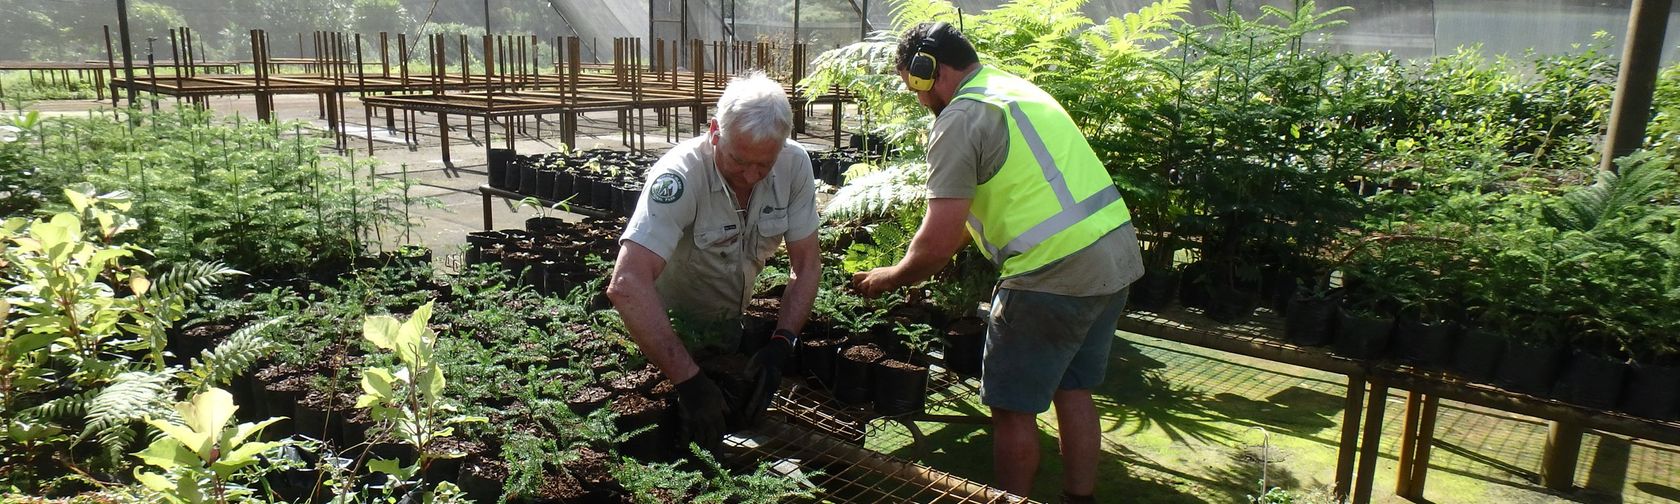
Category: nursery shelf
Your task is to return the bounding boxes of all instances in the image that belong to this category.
[1118,305,1680,504]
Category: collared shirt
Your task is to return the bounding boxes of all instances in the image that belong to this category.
[927,66,1144,297]
[621,135,820,320]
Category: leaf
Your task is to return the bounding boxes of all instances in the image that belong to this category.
[358,367,397,408]
[130,276,151,296]
[211,440,280,476]
[362,315,402,350]
[133,437,196,470]
[369,458,417,479]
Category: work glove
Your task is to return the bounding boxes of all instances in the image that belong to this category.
[738,329,795,429]
[674,373,728,452]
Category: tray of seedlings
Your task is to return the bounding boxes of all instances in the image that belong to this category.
[487,148,658,218]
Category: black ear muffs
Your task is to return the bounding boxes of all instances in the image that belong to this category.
[905,22,947,92]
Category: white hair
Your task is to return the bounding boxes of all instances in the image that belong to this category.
[715,71,792,144]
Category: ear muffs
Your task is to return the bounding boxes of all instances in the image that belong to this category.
[905,23,946,92]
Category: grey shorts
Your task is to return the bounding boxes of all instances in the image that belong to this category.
[980,287,1129,414]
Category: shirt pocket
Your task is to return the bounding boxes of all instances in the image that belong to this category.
[694,224,742,253]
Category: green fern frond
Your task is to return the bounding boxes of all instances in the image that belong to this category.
[24,388,98,422]
[823,162,930,222]
[1543,153,1677,233]
[78,371,173,455]
[184,317,282,392]
[151,260,245,306]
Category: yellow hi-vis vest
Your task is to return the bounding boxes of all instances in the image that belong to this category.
[953,66,1133,278]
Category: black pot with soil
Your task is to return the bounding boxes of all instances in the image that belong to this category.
[871,357,929,416]
[1333,307,1394,361]
[834,343,883,405]
[616,182,643,217]
[798,337,844,389]
[1392,315,1459,370]
[1177,261,1213,310]
[1127,268,1179,313]
[1620,360,1680,420]
[942,316,986,377]
[456,455,507,502]
[1284,290,1340,347]
[592,178,615,211]
[571,177,596,207]
[517,161,541,196]
[525,216,566,235]
[487,148,516,189]
[610,393,678,461]
[1451,328,1505,383]
[550,170,575,202]
[1495,337,1565,396]
[1551,350,1628,410]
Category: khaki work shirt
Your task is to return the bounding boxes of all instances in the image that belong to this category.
[621,135,820,321]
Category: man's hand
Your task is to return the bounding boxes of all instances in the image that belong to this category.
[738,331,795,428]
[675,374,729,451]
[851,267,898,298]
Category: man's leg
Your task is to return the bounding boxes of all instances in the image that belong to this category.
[992,406,1041,497]
[1053,388,1100,497]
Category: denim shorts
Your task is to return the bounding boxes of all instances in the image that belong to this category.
[980,287,1129,414]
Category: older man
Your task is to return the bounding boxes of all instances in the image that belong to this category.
[606,71,821,450]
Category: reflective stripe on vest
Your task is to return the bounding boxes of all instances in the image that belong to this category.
[952,67,1131,276]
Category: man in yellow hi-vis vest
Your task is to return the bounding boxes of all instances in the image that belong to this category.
[852,22,1143,503]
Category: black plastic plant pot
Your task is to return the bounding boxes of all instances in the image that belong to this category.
[517,163,541,196]
[1552,350,1628,410]
[871,358,929,416]
[551,171,575,202]
[834,343,882,405]
[572,177,596,207]
[738,316,776,355]
[592,179,615,211]
[566,386,611,416]
[1496,338,1565,396]
[798,338,843,389]
[1205,285,1258,324]
[1127,269,1179,313]
[456,456,506,503]
[943,317,986,377]
[535,169,556,200]
[1621,362,1680,420]
[525,216,565,235]
[1284,292,1339,347]
[1333,307,1394,361]
[487,148,516,189]
[617,184,643,217]
[1393,316,1459,370]
[1177,261,1212,310]
[611,394,678,462]
[1452,328,1505,383]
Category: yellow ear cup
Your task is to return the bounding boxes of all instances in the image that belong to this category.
[906,51,938,92]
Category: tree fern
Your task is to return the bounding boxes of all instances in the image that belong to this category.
[184,317,281,393]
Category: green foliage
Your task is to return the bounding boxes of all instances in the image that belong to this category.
[131,388,286,504]
[0,188,282,495]
[893,322,936,355]
[355,301,487,489]
[2,107,417,277]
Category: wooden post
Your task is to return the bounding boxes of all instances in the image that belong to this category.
[1333,373,1366,500]
[1351,379,1388,504]
[1542,420,1584,491]
[1600,0,1672,172]
[1407,395,1440,497]
[1395,391,1424,497]
[439,113,451,165]
[104,26,120,106]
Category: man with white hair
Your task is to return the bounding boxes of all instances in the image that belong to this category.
[606,71,820,450]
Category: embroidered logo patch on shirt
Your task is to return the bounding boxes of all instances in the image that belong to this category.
[650,173,685,204]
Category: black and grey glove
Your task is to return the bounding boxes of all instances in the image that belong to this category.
[739,329,795,428]
[674,373,728,452]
